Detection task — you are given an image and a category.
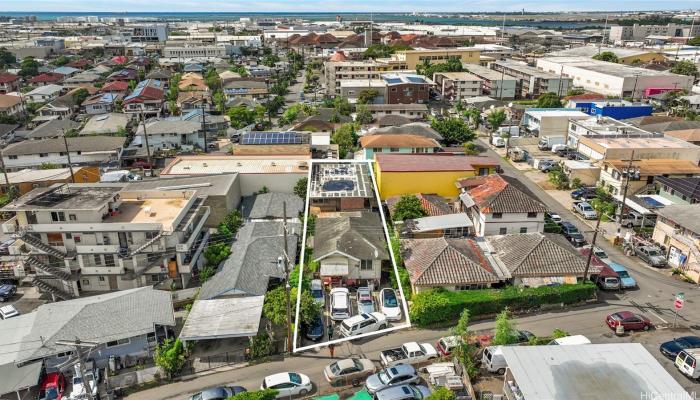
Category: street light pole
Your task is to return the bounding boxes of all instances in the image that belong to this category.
[583,212,603,283]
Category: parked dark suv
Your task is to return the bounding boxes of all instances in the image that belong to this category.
[571,187,597,201]
[0,284,16,302]
[560,222,586,247]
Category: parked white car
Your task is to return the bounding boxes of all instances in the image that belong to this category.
[573,201,598,220]
[379,288,402,322]
[330,288,351,320]
[261,372,313,398]
[339,312,388,337]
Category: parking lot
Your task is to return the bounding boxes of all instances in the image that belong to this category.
[300,283,408,349]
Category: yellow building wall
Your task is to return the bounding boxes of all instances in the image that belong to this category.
[375,167,495,199]
[618,53,667,65]
[401,49,481,70]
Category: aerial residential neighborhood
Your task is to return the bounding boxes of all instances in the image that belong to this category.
[0,3,699,400]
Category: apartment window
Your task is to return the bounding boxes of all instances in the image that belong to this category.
[527,212,538,218]
[39,153,49,158]
[98,276,106,282]
[520,227,528,234]
[69,214,77,221]
[456,284,485,291]
[390,148,399,152]
[499,227,507,234]
[145,231,158,240]
[8,155,17,160]
[93,254,101,266]
[82,279,89,285]
[478,168,490,176]
[65,233,72,239]
[151,275,161,283]
[74,235,81,243]
[492,213,503,219]
[59,152,67,156]
[360,260,373,270]
[106,338,130,348]
[51,211,66,222]
[104,254,116,268]
[102,234,111,245]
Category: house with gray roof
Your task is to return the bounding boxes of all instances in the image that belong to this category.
[241,192,304,221]
[313,211,389,286]
[0,287,174,398]
[401,237,501,292]
[199,221,300,299]
[26,118,80,139]
[134,119,204,151]
[485,233,588,286]
[2,136,125,171]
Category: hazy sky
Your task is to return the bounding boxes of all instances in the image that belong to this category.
[1,0,698,13]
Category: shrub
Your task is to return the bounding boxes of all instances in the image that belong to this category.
[410,284,595,327]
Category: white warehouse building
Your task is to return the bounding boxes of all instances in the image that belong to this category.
[535,56,694,98]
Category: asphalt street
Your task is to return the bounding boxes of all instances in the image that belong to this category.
[125,138,700,400]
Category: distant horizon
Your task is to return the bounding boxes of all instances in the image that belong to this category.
[0,0,698,14]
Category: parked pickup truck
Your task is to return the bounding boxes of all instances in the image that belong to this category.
[380,342,438,367]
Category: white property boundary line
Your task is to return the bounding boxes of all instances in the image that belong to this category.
[293,159,412,353]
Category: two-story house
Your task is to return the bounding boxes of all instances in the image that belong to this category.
[358,134,440,160]
[457,174,547,236]
[2,136,125,171]
[122,79,165,117]
[82,93,123,115]
[313,210,389,287]
[0,72,20,94]
[0,94,25,119]
[653,204,700,283]
[1,183,211,299]
[135,119,204,151]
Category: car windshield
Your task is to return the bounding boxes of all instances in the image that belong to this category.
[288,373,301,384]
[377,369,390,384]
[383,291,398,307]
[73,377,83,384]
[582,205,593,211]
[594,249,607,258]
[565,225,579,233]
[330,363,341,375]
[45,388,59,400]
[617,270,630,278]
[647,249,660,256]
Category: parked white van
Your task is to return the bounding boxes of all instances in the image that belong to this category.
[548,335,591,345]
[676,349,700,379]
[338,312,388,337]
[481,346,507,374]
[330,288,350,320]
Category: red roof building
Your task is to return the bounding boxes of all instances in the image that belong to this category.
[99,81,130,94]
[0,72,20,94]
[28,73,64,86]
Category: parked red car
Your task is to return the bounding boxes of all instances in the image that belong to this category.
[605,311,653,331]
[38,372,66,400]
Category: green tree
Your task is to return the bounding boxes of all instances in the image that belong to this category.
[204,242,231,266]
[51,55,71,66]
[227,105,258,129]
[491,308,519,345]
[548,166,570,190]
[0,115,17,124]
[263,286,320,326]
[332,123,358,158]
[229,389,279,400]
[416,57,463,78]
[230,64,248,77]
[592,51,619,63]
[279,104,300,126]
[430,117,475,145]
[463,142,480,155]
[670,60,698,77]
[332,96,352,116]
[247,334,275,361]
[486,109,507,132]
[536,92,563,108]
[261,54,280,67]
[688,36,700,47]
[198,266,215,282]
[425,387,455,400]
[567,88,586,96]
[463,108,482,128]
[451,309,478,380]
[392,195,427,221]
[355,104,373,125]
[71,88,89,106]
[19,57,40,78]
[153,338,187,378]
[205,69,222,91]
[0,48,16,68]
[294,177,308,199]
[357,88,379,105]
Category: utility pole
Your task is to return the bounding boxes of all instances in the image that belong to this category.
[282,201,292,353]
[140,109,152,168]
[61,130,76,183]
[201,102,208,153]
[583,212,603,283]
[55,338,100,400]
[616,150,640,242]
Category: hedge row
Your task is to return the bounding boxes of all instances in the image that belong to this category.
[409,284,596,327]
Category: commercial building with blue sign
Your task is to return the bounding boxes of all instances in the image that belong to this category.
[567,99,653,120]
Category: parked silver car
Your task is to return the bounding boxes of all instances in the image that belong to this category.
[365,364,420,394]
[373,384,431,400]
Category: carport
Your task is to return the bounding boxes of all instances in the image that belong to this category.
[179,296,265,342]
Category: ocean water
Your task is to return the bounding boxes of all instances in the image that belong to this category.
[0,12,604,28]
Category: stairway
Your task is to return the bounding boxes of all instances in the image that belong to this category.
[32,277,75,300]
[119,231,164,259]
[25,255,72,281]
[20,233,69,259]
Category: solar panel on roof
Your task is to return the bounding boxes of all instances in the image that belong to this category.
[385,78,402,84]
[240,132,308,145]
[406,76,426,84]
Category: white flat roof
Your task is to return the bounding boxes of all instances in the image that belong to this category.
[411,213,473,232]
[161,155,310,175]
[525,109,589,118]
[179,296,265,341]
[501,343,693,400]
